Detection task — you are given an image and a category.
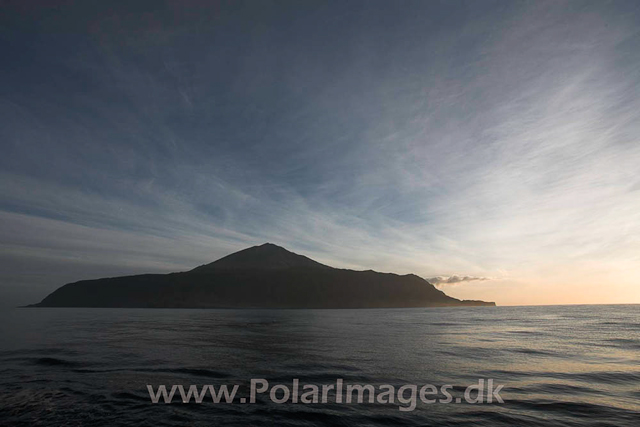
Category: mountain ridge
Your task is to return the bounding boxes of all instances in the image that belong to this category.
[191,243,330,271]
[30,244,496,308]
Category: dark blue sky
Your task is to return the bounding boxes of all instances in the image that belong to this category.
[1,1,639,306]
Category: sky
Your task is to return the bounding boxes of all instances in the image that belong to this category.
[1,0,639,307]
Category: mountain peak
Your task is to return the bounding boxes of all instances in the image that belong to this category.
[258,242,282,249]
[32,243,496,308]
[192,243,329,271]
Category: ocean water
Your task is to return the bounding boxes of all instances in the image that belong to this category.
[0,305,638,426]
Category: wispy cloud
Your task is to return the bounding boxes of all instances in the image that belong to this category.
[1,1,639,306]
[427,276,492,287]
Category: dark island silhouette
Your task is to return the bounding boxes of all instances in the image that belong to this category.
[30,243,495,308]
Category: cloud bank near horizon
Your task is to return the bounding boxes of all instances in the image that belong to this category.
[427,276,492,287]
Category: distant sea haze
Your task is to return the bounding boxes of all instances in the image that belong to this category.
[1,305,638,426]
